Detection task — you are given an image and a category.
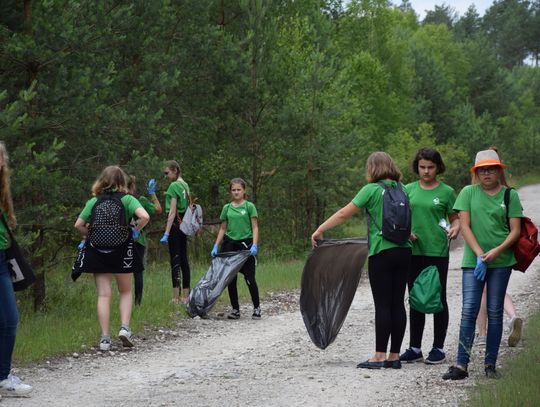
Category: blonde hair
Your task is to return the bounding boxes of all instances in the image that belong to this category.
[165,160,181,178]
[91,166,129,195]
[0,142,16,226]
[365,152,402,183]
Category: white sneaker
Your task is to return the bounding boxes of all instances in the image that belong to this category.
[0,375,33,396]
[99,337,111,351]
[118,327,134,348]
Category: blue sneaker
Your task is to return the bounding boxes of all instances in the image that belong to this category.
[399,348,423,363]
[425,348,446,364]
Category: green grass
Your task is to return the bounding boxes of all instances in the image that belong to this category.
[508,172,540,188]
[466,306,540,407]
[14,258,303,364]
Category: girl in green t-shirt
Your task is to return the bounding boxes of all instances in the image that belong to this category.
[442,149,522,381]
[311,152,411,370]
[400,148,459,365]
[159,160,191,305]
[211,178,260,319]
[0,142,33,395]
[74,166,149,352]
[127,175,162,306]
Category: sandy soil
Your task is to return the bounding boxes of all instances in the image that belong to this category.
[4,185,540,407]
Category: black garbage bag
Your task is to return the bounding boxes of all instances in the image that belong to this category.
[300,238,368,349]
[187,250,252,317]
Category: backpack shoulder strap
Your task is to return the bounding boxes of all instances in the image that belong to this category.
[504,187,512,230]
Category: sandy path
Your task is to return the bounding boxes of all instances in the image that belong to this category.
[4,185,540,407]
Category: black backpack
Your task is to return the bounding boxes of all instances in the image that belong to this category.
[367,181,411,245]
[88,192,130,250]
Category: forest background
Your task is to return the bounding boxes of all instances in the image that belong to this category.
[1,0,540,309]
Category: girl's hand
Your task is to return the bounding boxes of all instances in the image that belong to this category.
[482,247,501,263]
[410,233,417,241]
[447,226,460,240]
[311,230,323,247]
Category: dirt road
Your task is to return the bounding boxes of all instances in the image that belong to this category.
[5,185,540,407]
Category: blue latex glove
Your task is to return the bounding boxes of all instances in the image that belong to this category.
[474,256,487,281]
[78,240,86,250]
[211,244,219,258]
[147,178,157,195]
[132,227,141,240]
[250,244,258,256]
[160,233,169,244]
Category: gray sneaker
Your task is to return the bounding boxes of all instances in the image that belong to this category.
[0,375,33,396]
[118,327,134,348]
[508,317,523,347]
[99,337,111,351]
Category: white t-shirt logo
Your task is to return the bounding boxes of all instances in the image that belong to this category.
[241,210,246,215]
[433,197,440,205]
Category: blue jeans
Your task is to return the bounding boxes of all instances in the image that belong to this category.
[456,267,511,367]
[0,250,19,380]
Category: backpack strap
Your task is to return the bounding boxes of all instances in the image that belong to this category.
[366,182,387,232]
[503,187,512,230]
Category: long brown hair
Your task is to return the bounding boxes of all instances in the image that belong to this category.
[91,166,129,195]
[0,142,16,226]
[166,160,181,178]
[365,152,402,183]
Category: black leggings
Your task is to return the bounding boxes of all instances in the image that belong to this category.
[221,237,259,310]
[368,247,411,354]
[168,222,190,289]
[134,243,145,305]
[407,255,449,350]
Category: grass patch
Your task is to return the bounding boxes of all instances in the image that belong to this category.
[466,306,540,407]
[14,258,303,364]
[508,172,540,188]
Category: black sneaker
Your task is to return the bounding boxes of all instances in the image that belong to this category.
[399,348,423,363]
[227,309,240,320]
[252,307,261,320]
[442,365,468,380]
[485,364,500,379]
[425,348,446,365]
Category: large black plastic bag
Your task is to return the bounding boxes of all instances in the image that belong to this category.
[300,238,368,349]
[187,250,251,317]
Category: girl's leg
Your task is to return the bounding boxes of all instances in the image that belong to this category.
[368,250,399,361]
[476,288,488,337]
[485,267,511,366]
[432,256,450,350]
[177,230,191,302]
[227,276,240,311]
[388,249,410,359]
[94,273,113,336]
[116,273,133,327]
[456,268,485,368]
[240,257,259,309]
[407,256,425,349]
[504,293,516,318]
[0,260,19,380]
[168,226,181,302]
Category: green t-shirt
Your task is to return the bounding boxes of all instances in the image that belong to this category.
[453,184,523,268]
[79,194,143,224]
[133,196,156,247]
[165,180,189,214]
[352,181,412,257]
[405,181,457,257]
[0,213,10,250]
[220,201,258,241]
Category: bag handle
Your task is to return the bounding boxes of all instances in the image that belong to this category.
[503,187,512,230]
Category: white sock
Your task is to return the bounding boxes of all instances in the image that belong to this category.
[411,347,421,353]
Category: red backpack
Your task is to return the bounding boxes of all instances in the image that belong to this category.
[504,188,540,272]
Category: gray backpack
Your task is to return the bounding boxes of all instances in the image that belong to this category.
[180,203,203,236]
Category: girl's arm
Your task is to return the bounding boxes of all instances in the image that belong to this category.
[74,217,88,236]
[151,195,163,215]
[214,221,228,246]
[311,202,360,246]
[251,217,259,246]
[447,212,460,240]
[458,211,484,257]
[164,197,177,235]
[482,217,521,263]
[134,207,150,231]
